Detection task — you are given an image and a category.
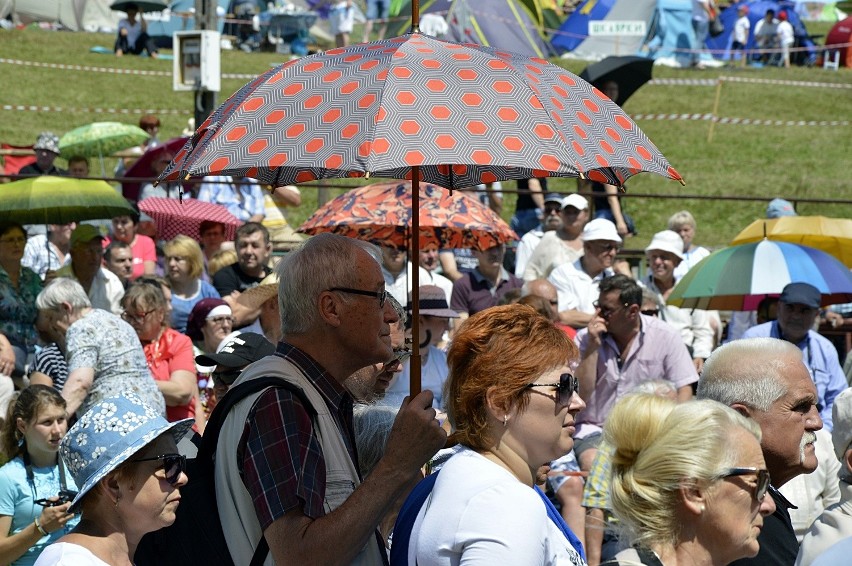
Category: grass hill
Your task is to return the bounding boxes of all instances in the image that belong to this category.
[0,24,850,249]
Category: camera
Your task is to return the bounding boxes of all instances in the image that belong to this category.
[34,489,78,507]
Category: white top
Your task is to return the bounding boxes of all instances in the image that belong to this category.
[524,231,584,281]
[548,259,613,313]
[778,20,795,47]
[641,275,714,359]
[672,245,711,280]
[34,543,111,566]
[409,447,585,565]
[734,15,751,44]
[514,228,543,277]
[55,264,124,315]
[385,345,449,409]
[383,262,454,308]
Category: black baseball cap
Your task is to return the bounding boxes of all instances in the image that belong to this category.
[195,332,275,368]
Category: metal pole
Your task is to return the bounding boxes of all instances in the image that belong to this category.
[194,0,218,126]
[707,77,723,143]
[410,167,421,396]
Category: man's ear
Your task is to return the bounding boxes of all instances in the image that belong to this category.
[730,403,753,419]
[317,291,342,328]
[678,478,707,516]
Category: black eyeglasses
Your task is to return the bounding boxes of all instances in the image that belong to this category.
[328,287,388,308]
[525,373,579,405]
[640,309,659,317]
[133,453,186,486]
[213,367,243,386]
[718,467,771,502]
[592,300,629,320]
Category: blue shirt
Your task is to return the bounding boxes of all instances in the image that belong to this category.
[742,321,847,430]
[197,176,265,222]
[0,457,80,566]
[170,280,221,334]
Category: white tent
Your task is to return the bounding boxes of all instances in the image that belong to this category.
[0,0,118,32]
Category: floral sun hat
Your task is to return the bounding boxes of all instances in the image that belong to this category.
[60,394,194,510]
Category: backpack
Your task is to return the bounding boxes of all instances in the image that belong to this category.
[135,376,317,566]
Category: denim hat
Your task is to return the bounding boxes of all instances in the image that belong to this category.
[766,198,797,219]
[60,394,193,511]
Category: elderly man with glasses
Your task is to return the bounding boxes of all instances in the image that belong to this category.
[213,233,445,566]
[548,218,626,330]
[573,274,697,472]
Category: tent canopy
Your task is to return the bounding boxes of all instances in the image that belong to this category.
[392,0,555,58]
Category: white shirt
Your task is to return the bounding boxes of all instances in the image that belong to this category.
[382,262,454,307]
[548,258,613,313]
[778,20,795,47]
[673,245,711,280]
[734,14,751,44]
[514,227,543,277]
[524,231,584,281]
[35,542,111,566]
[641,275,715,359]
[409,447,585,565]
[56,264,124,315]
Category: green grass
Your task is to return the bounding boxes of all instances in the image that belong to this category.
[1,23,850,249]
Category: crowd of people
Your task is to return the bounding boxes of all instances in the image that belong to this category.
[2,135,852,566]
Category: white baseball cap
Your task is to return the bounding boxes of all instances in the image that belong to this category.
[581,218,622,243]
[561,194,589,211]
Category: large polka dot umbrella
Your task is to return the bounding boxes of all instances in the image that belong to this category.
[160,32,683,395]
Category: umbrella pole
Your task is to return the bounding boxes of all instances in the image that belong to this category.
[410,0,419,32]
[410,167,421,397]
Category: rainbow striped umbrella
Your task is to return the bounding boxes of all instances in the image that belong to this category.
[667,240,852,311]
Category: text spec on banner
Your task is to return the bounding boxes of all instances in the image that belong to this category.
[588,20,647,36]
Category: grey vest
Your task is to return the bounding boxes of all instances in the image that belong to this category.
[214,356,385,565]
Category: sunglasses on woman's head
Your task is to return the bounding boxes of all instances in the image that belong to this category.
[133,453,186,486]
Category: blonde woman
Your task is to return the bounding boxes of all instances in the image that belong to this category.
[162,236,220,334]
[603,395,776,566]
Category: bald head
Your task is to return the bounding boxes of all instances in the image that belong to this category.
[522,278,559,317]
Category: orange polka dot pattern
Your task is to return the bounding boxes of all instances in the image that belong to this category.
[298,180,519,251]
[161,34,682,189]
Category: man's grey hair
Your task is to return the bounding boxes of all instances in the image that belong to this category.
[278,233,382,335]
[35,277,92,312]
[697,337,801,411]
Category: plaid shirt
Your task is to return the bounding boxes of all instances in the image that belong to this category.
[237,342,360,530]
[581,441,613,512]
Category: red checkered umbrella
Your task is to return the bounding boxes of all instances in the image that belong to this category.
[298,181,517,251]
[137,197,242,242]
[159,32,683,395]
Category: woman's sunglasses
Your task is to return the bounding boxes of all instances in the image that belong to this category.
[525,373,579,405]
[718,467,771,502]
[133,453,186,486]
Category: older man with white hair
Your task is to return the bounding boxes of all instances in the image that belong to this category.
[796,388,852,564]
[698,337,824,566]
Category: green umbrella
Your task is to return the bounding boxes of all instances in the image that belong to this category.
[0,176,135,225]
[59,122,150,176]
